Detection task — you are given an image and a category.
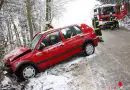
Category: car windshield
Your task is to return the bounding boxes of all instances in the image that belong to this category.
[101,6,115,15]
[29,34,43,49]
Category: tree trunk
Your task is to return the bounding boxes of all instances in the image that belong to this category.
[0,0,4,10]
[6,19,13,50]
[10,17,22,46]
[26,0,33,41]
[45,0,52,31]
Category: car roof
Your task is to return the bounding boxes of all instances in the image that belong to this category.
[39,24,78,35]
[94,4,116,9]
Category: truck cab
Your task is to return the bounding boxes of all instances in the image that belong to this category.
[92,3,128,30]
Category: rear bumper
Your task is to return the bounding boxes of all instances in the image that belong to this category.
[100,21,115,29]
[99,21,111,25]
[93,37,99,47]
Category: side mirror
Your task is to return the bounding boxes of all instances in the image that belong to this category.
[39,42,46,50]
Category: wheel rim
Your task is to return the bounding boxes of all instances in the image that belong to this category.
[85,44,94,55]
[23,66,35,79]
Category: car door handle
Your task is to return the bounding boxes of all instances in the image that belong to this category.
[36,52,42,56]
[79,34,84,38]
[59,43,64,47]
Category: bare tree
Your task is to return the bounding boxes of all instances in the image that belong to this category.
[10,15,22,46]
[26,0,33,40]
[0,0,72,60]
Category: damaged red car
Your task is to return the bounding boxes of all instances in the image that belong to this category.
[2,24,99,80]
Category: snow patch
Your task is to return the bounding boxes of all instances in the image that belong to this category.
[120,16,130,30]
[1,76,12,85]
[25,49,100,90]
[0,48,101,90]
[25,74,69,90]
[1,76,13,89]
[0,75,23,90]
[86,53,97,59]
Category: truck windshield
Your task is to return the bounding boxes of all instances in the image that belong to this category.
[101,6,115,15]
[29,34,43,49]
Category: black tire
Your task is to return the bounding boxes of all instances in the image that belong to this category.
[116,22,119,29]
[83,43,95,56]
[15,64,37,81]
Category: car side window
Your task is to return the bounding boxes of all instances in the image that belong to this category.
[49,33,61,45]
[39,31,61,49]
[73,26,82,34]
[61,26,82,39]
[47,32,62,46]
[61,26,76,39]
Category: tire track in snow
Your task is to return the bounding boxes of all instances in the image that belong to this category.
[86,48,109,90]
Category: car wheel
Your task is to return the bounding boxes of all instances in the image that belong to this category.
[84,43,95,56]
[16,64,37,81]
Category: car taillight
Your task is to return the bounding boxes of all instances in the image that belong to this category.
[100,19,103,21]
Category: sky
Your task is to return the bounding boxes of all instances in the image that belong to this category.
[52,0,100,28]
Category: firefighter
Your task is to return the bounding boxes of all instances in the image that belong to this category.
[110,13,119,30]
[92,15,99,28]
[94,27,104,42]
[92,16,104,42]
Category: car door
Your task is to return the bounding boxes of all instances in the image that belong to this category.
[35,31,65,70]
[61,26,85,57]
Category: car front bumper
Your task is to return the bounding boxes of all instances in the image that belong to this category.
[3,63,13,75]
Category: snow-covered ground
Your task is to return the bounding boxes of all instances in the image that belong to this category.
[23,49,101,90]
[120,15,130,30]
[6,0,130,90]
[0,0,102,90]
[1,0,130,89]
[25,0,101,89]
[25,50,100,90]
[0,49,101,90]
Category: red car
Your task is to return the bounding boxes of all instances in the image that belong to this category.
[3,24,99,80]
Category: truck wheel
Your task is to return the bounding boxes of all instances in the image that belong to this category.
[83,43,95,56]
[15,64,37,81]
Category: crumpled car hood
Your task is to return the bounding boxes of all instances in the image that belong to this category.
[3,47,31,62]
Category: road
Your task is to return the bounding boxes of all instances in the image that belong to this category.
[86,27,130,90]
[1,27,130,90]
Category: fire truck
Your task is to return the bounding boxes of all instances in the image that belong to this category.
[92,2,128,30]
